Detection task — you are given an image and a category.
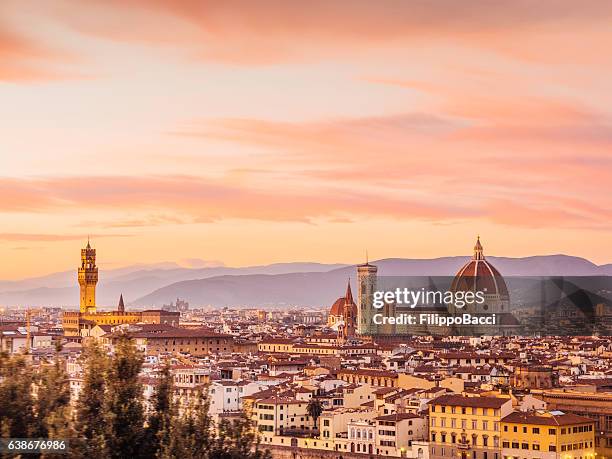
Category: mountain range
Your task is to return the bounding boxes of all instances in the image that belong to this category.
[1,255,611,309]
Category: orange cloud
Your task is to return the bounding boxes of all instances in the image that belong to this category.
[0,233,131,241]
[32,0,612,65]
[0,170,610,231]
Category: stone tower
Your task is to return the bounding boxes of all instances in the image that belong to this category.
[357,256,377,335]
[78,239,98,313]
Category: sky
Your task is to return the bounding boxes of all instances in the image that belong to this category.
[1,0,612,279]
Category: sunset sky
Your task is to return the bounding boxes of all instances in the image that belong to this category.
[1,1,612,279]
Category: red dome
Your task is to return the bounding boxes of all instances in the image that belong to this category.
[330,297,346,316]
[451,237,509,298]
[329,281,357,317]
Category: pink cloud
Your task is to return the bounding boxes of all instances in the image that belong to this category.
[23,0,612,65]
[0,170,610,231]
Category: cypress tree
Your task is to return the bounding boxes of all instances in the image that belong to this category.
[33,344,71,439]
[73,342,109,458]
[0,352,35,438]
[104,335,146,459]
[145,362,175,458]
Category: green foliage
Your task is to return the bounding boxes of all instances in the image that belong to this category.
[33,351,71,438]
[0,339,271,459]
[73,342,109,458]
[104,335,146,459]
[210,415,272,459]
[306,398,323,428]
[145,362,175,458]
[0,352,35,438]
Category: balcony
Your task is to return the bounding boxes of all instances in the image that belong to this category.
[456,438,470,450]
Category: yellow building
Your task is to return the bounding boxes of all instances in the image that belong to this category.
[536,389,612,458]
[500,411,595,459]
[63,242,179,337]
[337,368,399,387]
[253,396,314,439]
[428,394,513,459]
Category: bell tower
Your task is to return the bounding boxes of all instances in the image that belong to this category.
[357,253,378,336]
[78,239,98,313]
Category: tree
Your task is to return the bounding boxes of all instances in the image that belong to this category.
[159,388,214,459]
[73,342,109,458]
[104,335,146,459]
[33,344,71,440]
[145,362,175,458]
[210,414,271,459]
[306,398,323,430]
[0,352,35,438]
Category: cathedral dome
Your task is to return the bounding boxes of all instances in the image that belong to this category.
[327,281,357,330]
[330,297,347,316]
[451,237,509,302]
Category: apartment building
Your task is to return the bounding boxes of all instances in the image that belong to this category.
[501,411,595,459]
[428,395,513,459]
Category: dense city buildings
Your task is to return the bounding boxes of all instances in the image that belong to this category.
[1,239,611,459]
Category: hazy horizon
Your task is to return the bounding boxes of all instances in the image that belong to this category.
[2,248,611,283]
[2,1,612,279]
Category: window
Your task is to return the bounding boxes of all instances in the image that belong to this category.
[521,443,529,450]
[533,444,540,451]
[549,428,556,435]
[549,445,556,452]
[532,428,539,434]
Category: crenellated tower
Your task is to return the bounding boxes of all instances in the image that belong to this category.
[78,239,98,313]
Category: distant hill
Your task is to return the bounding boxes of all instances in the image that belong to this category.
[132,255,610,308]
[0,262,348,307]
[1,254,609,308]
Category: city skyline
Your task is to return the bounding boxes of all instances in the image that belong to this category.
[2,1,612,279]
